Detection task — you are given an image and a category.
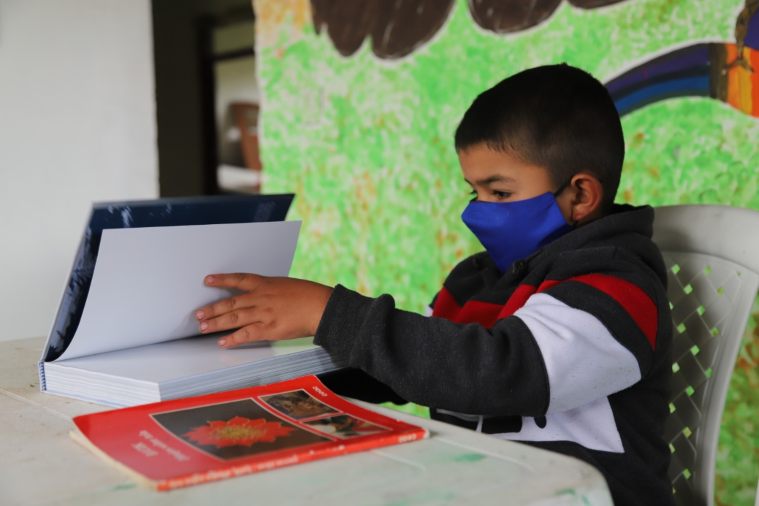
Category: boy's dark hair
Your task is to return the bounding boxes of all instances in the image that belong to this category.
[455,63,624,211]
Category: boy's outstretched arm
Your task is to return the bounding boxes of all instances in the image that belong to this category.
[196,264,664,419]
[311,284,554,416]
[194,272,551,414]
[311,256,667,418]
[195,274,333,348]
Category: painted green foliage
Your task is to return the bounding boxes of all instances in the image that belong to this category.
[256,0,758,503]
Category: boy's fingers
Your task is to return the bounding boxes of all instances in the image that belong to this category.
[199,308,262,334]
[205,273,264,291]
[196,294,254,320]
[219,324,268,348]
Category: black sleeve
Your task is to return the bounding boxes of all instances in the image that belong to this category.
[317,368,408,405]
[313,284,550,416]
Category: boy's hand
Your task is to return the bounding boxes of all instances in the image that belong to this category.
[194,274,333,349]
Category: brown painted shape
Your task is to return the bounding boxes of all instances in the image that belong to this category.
[312,0,638,58]
[568,0,630,9]
[467,0,562,33]
[312,0,377,57]
[371,0,455,59]
[311,0,454,59]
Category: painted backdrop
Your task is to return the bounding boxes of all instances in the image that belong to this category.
[253,1,758,504]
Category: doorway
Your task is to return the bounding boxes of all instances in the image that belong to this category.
[151,0,261,196]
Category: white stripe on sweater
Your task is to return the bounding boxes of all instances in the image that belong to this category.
[513,292,642,413]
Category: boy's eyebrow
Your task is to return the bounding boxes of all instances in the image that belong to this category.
[464,175,516,186]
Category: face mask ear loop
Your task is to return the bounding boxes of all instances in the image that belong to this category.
[552,177,573,198]
[553,177,577,227]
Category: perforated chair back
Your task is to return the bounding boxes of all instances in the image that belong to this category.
[653,205,759,506]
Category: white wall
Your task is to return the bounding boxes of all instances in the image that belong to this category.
[0,0,158,342]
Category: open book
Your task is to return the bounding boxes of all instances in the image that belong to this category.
[39,195,341,406]
[71,375,427,490]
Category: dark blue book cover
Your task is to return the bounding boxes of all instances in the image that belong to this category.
[44,194,294,362]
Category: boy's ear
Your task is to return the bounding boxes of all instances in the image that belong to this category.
[566,172,604,224]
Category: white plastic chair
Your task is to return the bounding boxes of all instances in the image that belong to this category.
[652,205,759,506]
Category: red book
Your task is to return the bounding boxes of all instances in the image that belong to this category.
[71,375,427,490]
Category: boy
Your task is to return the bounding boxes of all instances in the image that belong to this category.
[195,64,673,505]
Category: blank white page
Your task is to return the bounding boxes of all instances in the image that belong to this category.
[57,221,300,361]
[50,335,307,383]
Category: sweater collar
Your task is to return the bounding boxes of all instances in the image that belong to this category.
[539,204,654,257]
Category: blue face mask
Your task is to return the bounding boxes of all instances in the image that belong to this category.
[461,189,571,273]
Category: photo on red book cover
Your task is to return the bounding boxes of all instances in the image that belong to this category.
[260,389,339,419]
[71,375,427,490]
[304,414,389,439]
[151,398,332,461]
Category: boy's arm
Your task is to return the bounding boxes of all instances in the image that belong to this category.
[315,262,666,416]
[193,274,550,414]
[195,261,666,417]
[317,368,408,405]
[315,284,552,415]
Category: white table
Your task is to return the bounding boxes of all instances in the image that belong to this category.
[1,337,613,505]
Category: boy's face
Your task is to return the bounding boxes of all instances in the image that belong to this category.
[458,143,574,222]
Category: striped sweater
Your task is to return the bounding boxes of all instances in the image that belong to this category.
[315,204,673,505]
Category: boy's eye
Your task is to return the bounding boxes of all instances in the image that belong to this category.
[468,189,512,201]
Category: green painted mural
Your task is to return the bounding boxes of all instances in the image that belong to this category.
[253,0,758,504]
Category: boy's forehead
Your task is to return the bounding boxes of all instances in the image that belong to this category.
[458,144,550,183]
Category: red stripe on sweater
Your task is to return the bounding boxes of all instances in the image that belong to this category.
[434,275,658,347]
[433,287,501,328]
[565,273,658,349]
[537,279,561,292]
[499,276,657,348]
[452,300,503,328]
[498,281,569,319]
[497,284,538,319]
[431,286,460,318]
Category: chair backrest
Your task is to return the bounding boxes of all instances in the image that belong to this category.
[652,205,759,506]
